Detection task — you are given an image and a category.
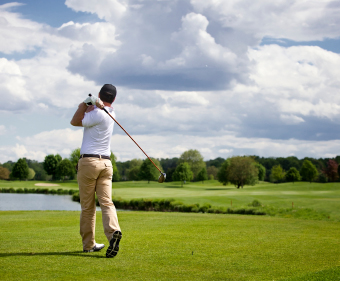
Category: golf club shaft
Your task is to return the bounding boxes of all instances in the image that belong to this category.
[103,108,162,173]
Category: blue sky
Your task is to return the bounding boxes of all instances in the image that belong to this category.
[1,0,340,163]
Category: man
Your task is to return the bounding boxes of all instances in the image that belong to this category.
[70,84,122,258]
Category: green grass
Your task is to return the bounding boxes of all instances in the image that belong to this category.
[110,180,340,221]
[0,180,79,191]
[1,180,340,220]
[1,211,340,280]
[1,180,340,280]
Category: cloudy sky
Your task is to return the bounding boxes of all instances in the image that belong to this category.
[1,0,340,163]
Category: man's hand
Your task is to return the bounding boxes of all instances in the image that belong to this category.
[95,98,104,109]
[83,94,104,109]
[83,95,98,106]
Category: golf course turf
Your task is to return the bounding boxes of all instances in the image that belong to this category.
[1,180,340,280]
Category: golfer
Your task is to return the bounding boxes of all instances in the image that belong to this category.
[70,84,122,258]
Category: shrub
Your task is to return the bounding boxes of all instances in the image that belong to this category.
[249,199,262,207]
[199,203,212,213]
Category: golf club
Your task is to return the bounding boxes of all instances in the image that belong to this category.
[88,94,166,183]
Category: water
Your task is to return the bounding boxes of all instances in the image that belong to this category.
[0,193,101,211]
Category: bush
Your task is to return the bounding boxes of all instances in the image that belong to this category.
[249,199,262,207]
[199,203,211,213]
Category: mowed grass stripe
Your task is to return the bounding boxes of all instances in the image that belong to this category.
[0,211,340,280]
[2,180,340,220]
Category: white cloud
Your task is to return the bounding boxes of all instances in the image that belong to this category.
[66,5,248,91]
[280,114,305,125]
[0,58,31,110]
[167,91,209,108]
[58,21,120,49]
[65,0,128,22]
[249,45,340,101]
[191,0,340,41]
[218,148,234,154]
[0,128,83,163]
[1,0,340,164]
[2,128,340,163]
[0,3,46,54]
[279,99,340,120]
[164,12,237,70]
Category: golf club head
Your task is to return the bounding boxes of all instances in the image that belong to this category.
[158,173,166,183]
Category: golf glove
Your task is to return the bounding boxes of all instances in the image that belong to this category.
[83,95,98,106]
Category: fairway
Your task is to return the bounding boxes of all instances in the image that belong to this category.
[1,180,340,220]
[110,181,340,221]
[0,211,340,280]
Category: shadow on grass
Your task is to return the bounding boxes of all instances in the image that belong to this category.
[205,188,234,191]
[0,251,107,259]
[163,185,184,188]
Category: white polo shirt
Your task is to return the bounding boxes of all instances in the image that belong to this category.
[80,106,115,156]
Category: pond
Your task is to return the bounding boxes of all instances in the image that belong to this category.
[0,193,101,211]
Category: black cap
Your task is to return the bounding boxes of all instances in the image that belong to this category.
[100,84,116,96]
[99,84,117,103]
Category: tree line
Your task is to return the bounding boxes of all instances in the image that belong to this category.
[1,149,340,186]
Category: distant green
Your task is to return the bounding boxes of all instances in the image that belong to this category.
[1,180,340,220]
[1,211,340,281]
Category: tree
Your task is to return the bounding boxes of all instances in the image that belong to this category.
[43,154,62,179]
[303,157,324,172]
[127,167,140,181]
[69,148,81,168]
[323,159,339,182]
[207,166,218,180]
[110,152,120,182]
[165,167,176,182]
[34,168,48,181]
[56,159,75,181]
[197,167,208,183]
[228,156,259,188]
[27,168,36,180]
[159,157,179,174]
[300,160,318,183]
[0,166,10,180]
[138,158,163,183]
[270,165,286,183]
[178,149,206,180]
[173,162,193,187]
[217,159,231,186]
[255,163,266,181]
[205,157,225,168]
[55,154,62,163]
[24,158,47,180]
[11,158,29,181]
[285,167,301,183]
[126,159,143,181]
[2,161,15,172]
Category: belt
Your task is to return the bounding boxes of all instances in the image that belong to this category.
[80,154,110,160]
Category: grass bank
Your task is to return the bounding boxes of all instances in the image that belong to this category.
[1,180,340,221]
[1,211,340,280]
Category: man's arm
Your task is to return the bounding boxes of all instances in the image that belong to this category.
[70,103,88,127]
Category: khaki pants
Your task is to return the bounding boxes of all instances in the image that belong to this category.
[77,157,121,251]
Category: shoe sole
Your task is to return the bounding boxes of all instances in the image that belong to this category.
[106,231,122,258]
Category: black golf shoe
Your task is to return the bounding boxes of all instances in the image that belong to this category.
[106,230,122,258]
[83,243,105,253]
